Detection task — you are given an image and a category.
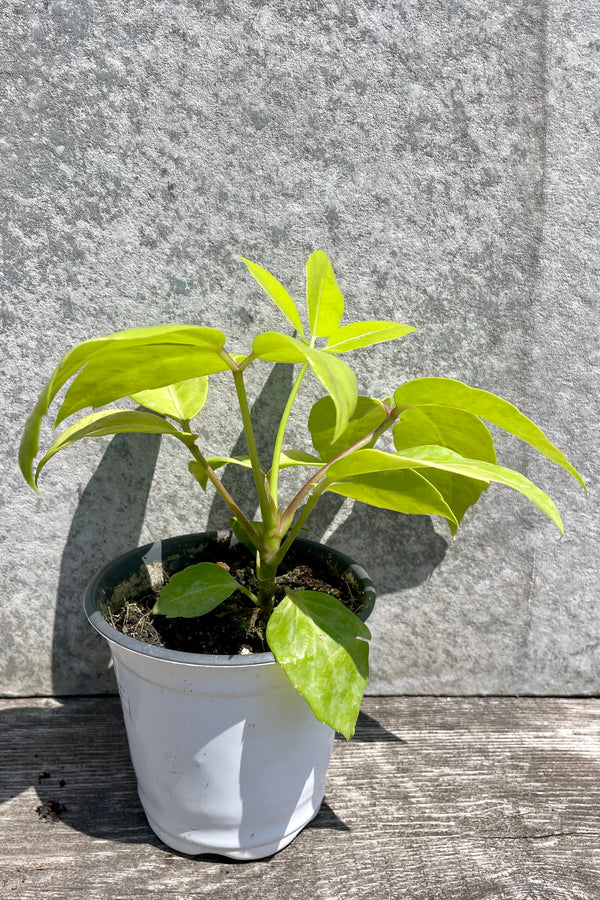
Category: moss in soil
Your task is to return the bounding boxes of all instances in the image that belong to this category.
[102,535,364,656]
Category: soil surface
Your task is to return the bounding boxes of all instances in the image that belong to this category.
[102,535,364,655]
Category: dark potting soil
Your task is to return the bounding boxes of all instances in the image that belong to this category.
[102,535,364,656]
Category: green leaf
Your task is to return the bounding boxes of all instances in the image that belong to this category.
[275,449,323,469]
[34,410,195,486]
[393,406,497,534]
[252,332,309,363]
[325,321,417,353]
[19,324,223,491]
[188,455,253,491]
[266,589,370,740]
[253,333,358,441]
[328,447,564,532]
[230,516,262,553]
[152,562,243,618]
[238,256,305,339]
[205,454,253,470]
[326,468,459,525]
[309,395,388,461]
[57,336,230,425]
[131,377,209,421]
[306,250,344,338]
[394,378,586,490]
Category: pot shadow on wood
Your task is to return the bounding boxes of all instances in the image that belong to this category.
[339,710,407,744]
[0,697,402,852]
[0,698,355,849]
[52,432,162,695]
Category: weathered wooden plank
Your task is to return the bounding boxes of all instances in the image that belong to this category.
[1,697,599,899]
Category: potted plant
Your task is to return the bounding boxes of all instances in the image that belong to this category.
[19,250,584,858]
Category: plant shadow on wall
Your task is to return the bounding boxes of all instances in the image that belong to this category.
[52,431,162,695]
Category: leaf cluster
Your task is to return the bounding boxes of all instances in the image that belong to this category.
[19,251,585,738]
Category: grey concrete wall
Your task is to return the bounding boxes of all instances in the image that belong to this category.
[1,0,597,697]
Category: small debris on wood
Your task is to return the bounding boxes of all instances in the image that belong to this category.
[36,800,67,822]
[37,772,51,785]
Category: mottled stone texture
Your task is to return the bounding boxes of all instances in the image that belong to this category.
[0,1,597,695]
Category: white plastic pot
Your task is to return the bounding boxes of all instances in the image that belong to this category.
[84,533,375,860]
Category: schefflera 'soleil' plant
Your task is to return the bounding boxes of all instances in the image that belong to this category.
[20,251,585,738]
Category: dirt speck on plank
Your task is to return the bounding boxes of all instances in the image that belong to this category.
[36,800,67,822]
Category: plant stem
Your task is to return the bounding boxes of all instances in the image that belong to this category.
[186,441,259,545]
[269,362,309,502]
[232,369,274,528]
[270,482,327,568]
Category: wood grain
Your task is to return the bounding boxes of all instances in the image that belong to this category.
[1,697,599,899]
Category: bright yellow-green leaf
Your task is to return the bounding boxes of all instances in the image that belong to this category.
[326,468,458,525]
[325,321,417,353]
[267,589,370,740]
[309,395,387,461]
[328,446,564,532]
[131,376,209,421]
[253,332,358,441]
[394,378,585,490]
[252,332,309,363]
[35,410,195,486]
[56,339,229,425]
[393,406,497,534]
[19,324,225,490]
[238,256,305,339]
[305,350,357,443]
[306,250,344,338]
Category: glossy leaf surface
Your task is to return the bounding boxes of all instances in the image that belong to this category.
[393,378,585,489]
[238,256,305,338]
[309,395,387,461]
[253,332,358,441]
[19,324,226,489]
[252,332,309,363]
[326,467,458,525]
[152,562,242,618]
[325,320,417,353]
[131,376,209,421]
[57,339,229,425]
[328,447,564,532]
[393,406,496,534]
[266,588,370,740]
[306,250,344,338]
[35,410,194,486]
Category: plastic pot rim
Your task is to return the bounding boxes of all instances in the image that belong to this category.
[84,531,376,669]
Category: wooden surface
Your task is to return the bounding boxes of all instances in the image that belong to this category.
[1,696,599,899]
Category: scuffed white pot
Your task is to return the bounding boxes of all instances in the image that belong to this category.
[84,533,375,860]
